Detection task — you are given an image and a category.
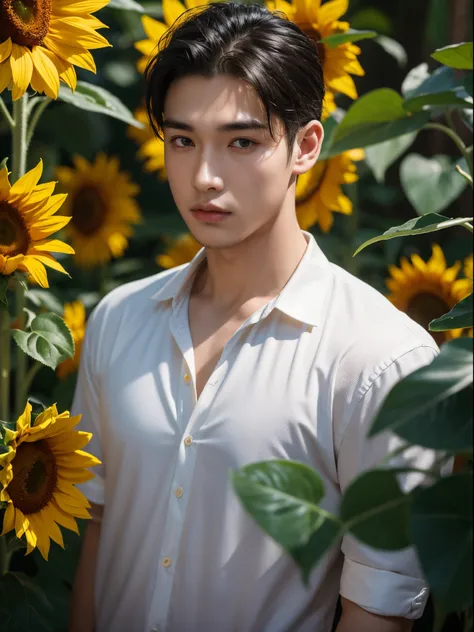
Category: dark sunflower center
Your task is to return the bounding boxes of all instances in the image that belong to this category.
[71,186,108,236]
[7,440,58,515]
[301,25,326,66]
[0,201,30,257]
[407,292,451,345]
[0,0,52,47]
[296,161,329,204]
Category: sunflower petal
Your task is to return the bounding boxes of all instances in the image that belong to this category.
[30,46,60,99]
[163,0,187,26]
[22,257,49,288]
[10,160,44,202]
[31,239,75,255]
[9,44,33,100]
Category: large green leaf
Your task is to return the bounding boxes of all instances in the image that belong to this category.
[431,42,473,70]
[373,36,407,68]
[232,461,342,582]
[353,214,473,256]
[319,29,376,48]
[400,154,469,215]
[12,313,74,370]
[430,294,473,332]
[58,82,143,128]
[403,90,473,112]
[369,338,473,451]
[365,132,417,183]
[0,572,53,631]
[340,470,411,550]
[327,89,430,156]
[410,474,472,610]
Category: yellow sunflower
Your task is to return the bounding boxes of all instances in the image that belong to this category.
[128,106,167,180]
[0,0,111,100]
[56,153,141,268]
[386,244,473,344]
[0,402,100,560]
[0,160,74,288]
[57,301,86,380]
[296,148,364,232]
[134,0,211,74]
[156,232,202,269]
[464,254,473,281]
[267,0,364,116]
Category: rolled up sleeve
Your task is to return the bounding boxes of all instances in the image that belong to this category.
[336,344,440,619]
[71,307,106,506]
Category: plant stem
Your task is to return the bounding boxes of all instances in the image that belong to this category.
[0,536,12,575]
[0,97,14,131]
[26,97,52,147]
[21,361,42,405]
[0,308,10,421]
[425,122,473,177]
[11,95,29,419]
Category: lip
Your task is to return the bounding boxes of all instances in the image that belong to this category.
[191,203,231,223]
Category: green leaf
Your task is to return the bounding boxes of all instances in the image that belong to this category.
[369,338,473,452]
[0,276,8,309]
[12,271,28,292]
[25,289,63,315]
[319,29,376,48]
[403,90,473,112]
[341,470,411,550]
[108,0,144,11]
[373,36,407,68]
[57,82,144,128]
[327,89,430,156]
[353,214,473,256]
[0,157,8,170]
[400,154,469,215]
[431,42,473,70]
[0,572,53,631]
[365,132,417,182]
[231,461,342,582]
[401,63,431,98]
[410,473,472,610]
[430,294,473,331]
[12,313,74,370]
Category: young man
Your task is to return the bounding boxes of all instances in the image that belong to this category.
[69,4,439,632]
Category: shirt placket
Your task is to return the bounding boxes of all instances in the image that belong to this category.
[146,295,277,632]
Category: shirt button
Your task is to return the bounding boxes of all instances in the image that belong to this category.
[174,487,184,498]
[162,557,172,568]
[184,435,193,446]
[184,373,191,383]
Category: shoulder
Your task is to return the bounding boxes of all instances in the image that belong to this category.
[84,264,188,343]
[323,262,439,405]
[326,261,438,361]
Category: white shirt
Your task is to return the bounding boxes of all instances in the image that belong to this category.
[73,230,439,632]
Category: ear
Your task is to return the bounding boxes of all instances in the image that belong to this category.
[292,120,324,176]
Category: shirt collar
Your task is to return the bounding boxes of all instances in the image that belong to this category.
[150,230,332,327]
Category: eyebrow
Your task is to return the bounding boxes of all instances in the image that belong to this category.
[162,118,268,132]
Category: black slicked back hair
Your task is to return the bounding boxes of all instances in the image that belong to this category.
[144,2,325,153]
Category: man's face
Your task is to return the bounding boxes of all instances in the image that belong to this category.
[162,74,301,249]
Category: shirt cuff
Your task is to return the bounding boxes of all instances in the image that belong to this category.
[340,558,429,620]
[77,474,105,506]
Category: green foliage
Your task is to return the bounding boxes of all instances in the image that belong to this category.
[354,214,473,255]
[430,294,473,332]
[400,154,469,215]
[431,43,474,70]
[12,313,75,370]
[326,89,431,156]
[0,572,53,631]
[57,82,143,128]
[410,474,473,610]
[369,338,473,452]
[319,29,376,48]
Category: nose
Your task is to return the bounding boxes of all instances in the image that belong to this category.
[192,150,224,192]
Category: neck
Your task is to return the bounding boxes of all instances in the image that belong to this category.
[192,211,308,313]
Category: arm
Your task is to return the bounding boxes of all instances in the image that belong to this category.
[336,597,413,632]
[68,503,104,632]
[335,344,440,623]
